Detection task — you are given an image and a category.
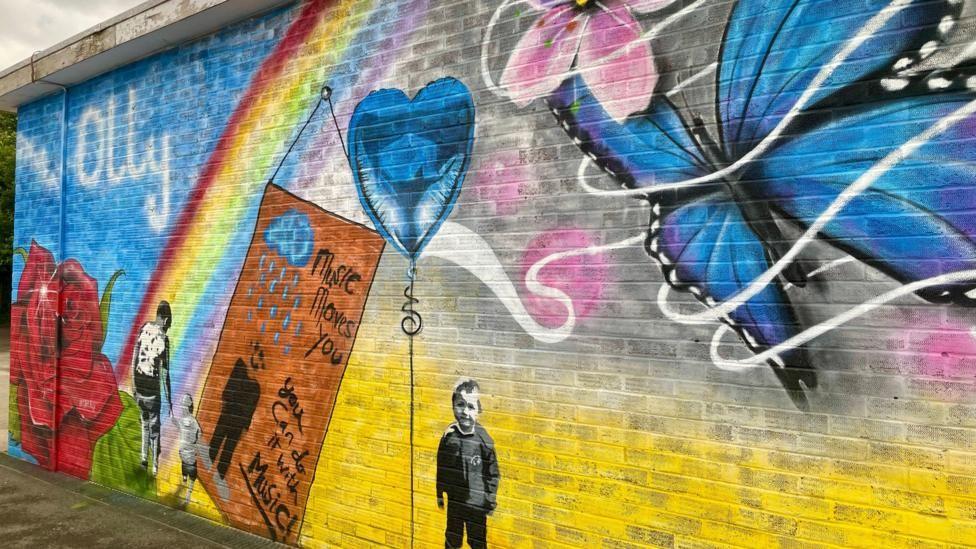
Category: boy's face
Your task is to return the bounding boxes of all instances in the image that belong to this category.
[453,390,480,432]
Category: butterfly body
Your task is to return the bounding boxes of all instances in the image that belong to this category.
[542,0,973,406]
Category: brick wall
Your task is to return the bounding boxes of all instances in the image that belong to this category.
[10,0,976,547]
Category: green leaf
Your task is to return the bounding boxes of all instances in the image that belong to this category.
[8,381,20,443]
[98,270,125,349]
[13,247,27,264]
[90,391,156,500]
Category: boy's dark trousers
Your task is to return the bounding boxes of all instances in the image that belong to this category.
[445,502,488,549]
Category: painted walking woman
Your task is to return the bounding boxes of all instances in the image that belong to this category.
[131,300,173,476]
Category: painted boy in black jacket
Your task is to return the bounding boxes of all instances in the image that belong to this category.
[437,378,500,549]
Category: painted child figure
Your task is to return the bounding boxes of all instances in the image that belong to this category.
[172,393,204,506]
[131,300,173,476]
[437,379,500,549]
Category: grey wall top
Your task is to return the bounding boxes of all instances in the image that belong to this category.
[0,0,293,112]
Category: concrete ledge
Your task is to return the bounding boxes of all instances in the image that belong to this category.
[0,0,295,111]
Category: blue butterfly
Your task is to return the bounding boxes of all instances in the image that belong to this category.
[544,0,974,407]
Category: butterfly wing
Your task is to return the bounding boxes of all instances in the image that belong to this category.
[654,194,816,406]
[746,90,976,303]
[655,197,798,356]
[718,0,960,159]
[548,76,712,197]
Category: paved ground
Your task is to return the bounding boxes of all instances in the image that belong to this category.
[0,453,283,548]
[0,326,282,548]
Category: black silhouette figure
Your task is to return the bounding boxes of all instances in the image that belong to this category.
[209,356,261,479]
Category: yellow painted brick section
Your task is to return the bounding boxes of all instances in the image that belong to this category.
[945,496,976,520]
[795,519,946,549]
[674,539,738,549]
[293,301,976,548]
[731,507,798,537]
[948,451,976,476]
[698,521,784,547]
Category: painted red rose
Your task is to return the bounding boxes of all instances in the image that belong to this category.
[10,241,122,479]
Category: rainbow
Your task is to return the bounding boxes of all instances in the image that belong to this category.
[116,0,430,392]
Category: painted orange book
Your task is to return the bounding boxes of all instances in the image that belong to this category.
[195,184,384,543]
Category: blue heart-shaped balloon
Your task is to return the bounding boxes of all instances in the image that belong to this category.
[348,77,475,262]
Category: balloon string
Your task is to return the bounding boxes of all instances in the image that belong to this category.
[401,275,423,336]
[402,262,421,549]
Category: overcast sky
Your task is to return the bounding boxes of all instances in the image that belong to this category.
[0,0,147,70]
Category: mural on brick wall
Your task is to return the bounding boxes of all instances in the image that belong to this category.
[10,0,976,547]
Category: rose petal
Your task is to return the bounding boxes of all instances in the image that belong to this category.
[500,5,585,107]
[23,375,56,429]
[626,0,679,14]
[10,303,28,382]
[59,351,96,403]
[25,280,59,373]
[60,350,120,427]
[57,259,103,351]
[58,361,121,479]
[17,241,56,301]
[17,384,53,468]
[83,364,123,440]
[57,413,95,479]
[578,4,657,122]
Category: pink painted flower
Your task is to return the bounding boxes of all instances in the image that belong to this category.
[501,0,675,122]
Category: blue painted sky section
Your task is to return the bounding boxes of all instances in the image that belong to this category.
[13,6,294,367]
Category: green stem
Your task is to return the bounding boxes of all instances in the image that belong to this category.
[98,269,126,349]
